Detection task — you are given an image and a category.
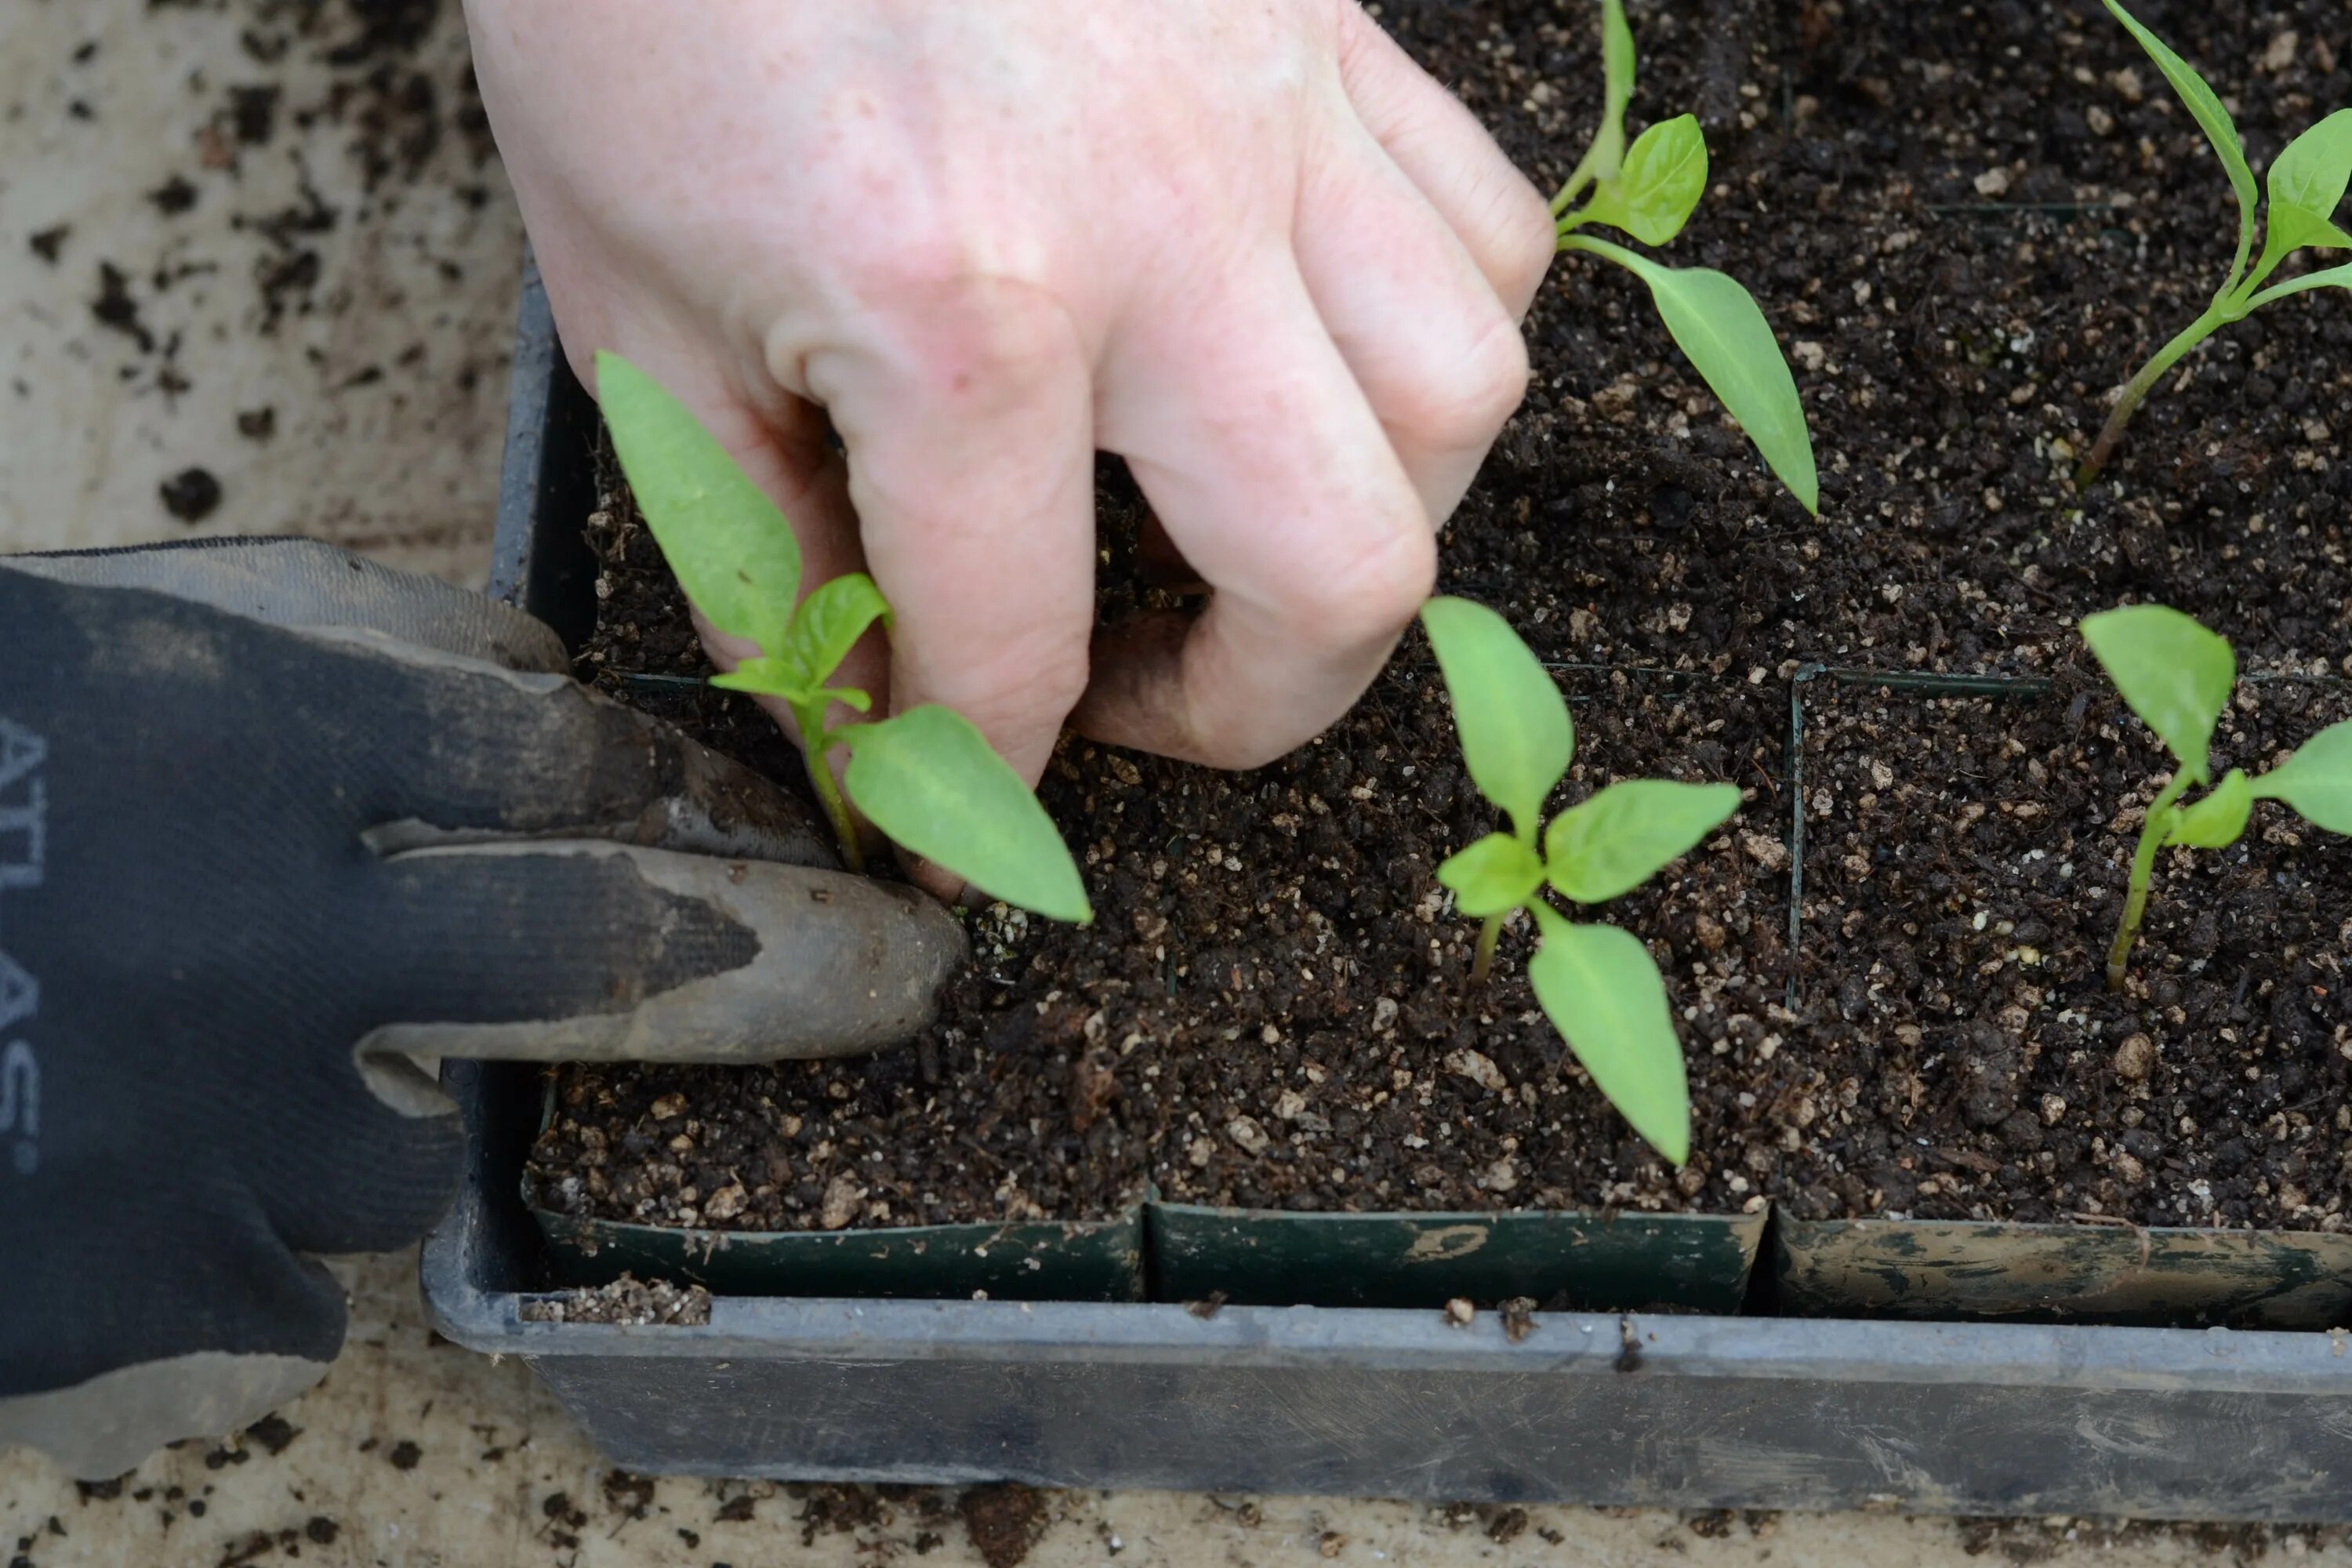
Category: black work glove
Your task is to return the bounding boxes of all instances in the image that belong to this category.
[0,539,966,1478]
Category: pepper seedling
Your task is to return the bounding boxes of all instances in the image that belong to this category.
[1421,596,1740,1164]
[2081,604,2351,990]
[2075,0,2352,485]
[595,351,1091,925]
[1551,0,1818,514]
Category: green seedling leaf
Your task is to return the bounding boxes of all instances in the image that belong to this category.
[1583,114,1709,246]
[2261,108,2352,263]
[596,352,802,656]
[2169,768,2252,849]
[1528,907,1690,1165]
[1555,0,1638,211]
[710,657,797,699]
[775,572,891,695]
[1544,780,1741,906]
[844,705,1091,924]
[2253,720,2352,833]
[1421,597,1574,838]
[2080,604,2236,783]
[2102,0,2259,280]
[1438,833,1548,918]
[1565,238,1818,514]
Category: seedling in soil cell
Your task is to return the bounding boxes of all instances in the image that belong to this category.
[1421,596,1741,1165]
[595,351,1091,925]
[2081,604,2351,991]
[1551,0,1818,515]
[2075,0,2352,485]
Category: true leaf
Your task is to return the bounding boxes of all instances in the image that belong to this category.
[2080,604,2236,783]
[775,572,891,693]
[1527,907,1690,1166]
[2168,768,2252,849]
[2252,720,2352,833]
[710,656,799,699]
[1420,597,1574,839]
[2103,0,2259,279]
[844,705,1091,924]
[1582,114,1709,247]
[1545,780,1741,905]
[2262,109,2352,261]
[1564,238,1818,514]
[595,352,802,657]
[1557,0,1639,208]
[1437,833,1547,917]
[2248,258,2352,307]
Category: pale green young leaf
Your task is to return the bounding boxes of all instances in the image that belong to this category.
[1556,0,1638,209]
[2079,604,2236,784]
[710,656,803,700]
[775,572,891,693]
[2102,0,2259,281]
[1437,833,1547,918]
[1527,907,1690,1166]
[1582,115,1709,247]
[595,352,801,656]
[2167,768,2252,849]
[1545,780,1741,905]
[2262,109,2352,260]
[844,705,1091,924]
[2246,259,2352,309]
[2252,720,2352,833]
[1420,597,1574,839]
[1563,237,1818,514]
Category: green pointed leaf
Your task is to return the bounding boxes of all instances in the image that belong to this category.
[2168,768,2252,848]
[710,657,803,700]
[2102,0,2259,278]
[1565,238,1817,514]
[1545,780,1741,905]
[2249,259,2352,308]
[1556,0,1638,208]
[844,706,1091,924]
[595,352,801,656]
[1419,597,1574,839]
[2262,109,2352,262]
[2080,604,2236,783]
[1437,833,1547,918]
[776,572,891,692]
[819,686,873,715]
[1527,908,1690,1166]
[1584,115,1709,246]
[2252,720,2352,833]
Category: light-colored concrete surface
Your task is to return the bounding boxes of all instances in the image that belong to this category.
[1,0,521,578]
[3,3,2347,1565]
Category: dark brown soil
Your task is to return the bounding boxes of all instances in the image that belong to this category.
[960,1484,1051,1568]
[527,0,2352,1234]
[1794,672,2351,1231]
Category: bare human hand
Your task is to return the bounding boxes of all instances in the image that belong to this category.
[465,0,1553,856]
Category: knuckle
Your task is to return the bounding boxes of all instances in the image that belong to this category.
[1286,524,1438,647]
[1399,311,1530,452]
[1487,180,1561,308]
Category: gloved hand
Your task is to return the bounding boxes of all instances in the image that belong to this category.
[464,0,1555,788]
[0,539,966,1479]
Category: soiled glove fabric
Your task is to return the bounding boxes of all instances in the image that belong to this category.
[0,539,965,1478]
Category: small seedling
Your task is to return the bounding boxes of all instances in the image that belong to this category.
[2081,604,2350,990]
[1552,0,1818,514]
[1421,596,1741,1164]
[596,352,1091,924]
[2076,0,2352,485]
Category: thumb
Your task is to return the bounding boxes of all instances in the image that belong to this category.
[357,841,967,1064]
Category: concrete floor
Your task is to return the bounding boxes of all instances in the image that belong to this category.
[4,3,2349,1564]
